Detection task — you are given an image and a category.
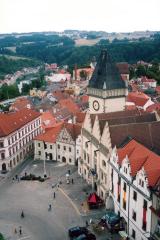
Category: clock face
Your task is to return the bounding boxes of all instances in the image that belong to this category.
[93,100,100,111]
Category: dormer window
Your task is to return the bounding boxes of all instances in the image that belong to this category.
[139,179,144,188]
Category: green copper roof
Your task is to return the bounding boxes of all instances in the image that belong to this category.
[88,50,126,90]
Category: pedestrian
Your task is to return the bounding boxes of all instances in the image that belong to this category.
[71,178,74,184]
[53,192,56,199]
[12,177,15,183]
[51,184,54,189]
[19,226,22,235]
[68,169,70,175]
[48,204,52,211]
[85,220,89,227]
[14,228,17,234]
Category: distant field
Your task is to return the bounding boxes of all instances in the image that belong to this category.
[75,38,101,46]
[0,54,30,60]
[5,46,16,52]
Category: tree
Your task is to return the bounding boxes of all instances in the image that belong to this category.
[136,65,146,77]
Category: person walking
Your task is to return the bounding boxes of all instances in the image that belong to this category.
[71,178,74,184]
[21,210,24,218]
[48,204,52,211]
[53,192,56,199]
[19,226,22,235]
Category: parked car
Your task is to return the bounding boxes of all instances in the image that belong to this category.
[99,211,122,232]
[68,226,88,239]
[74,233,96,240]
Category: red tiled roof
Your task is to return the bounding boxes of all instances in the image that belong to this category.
[34,122,63,143]
[0,109,41,137]
[146,103,160,112]
[127,92,150,107]
[75,112,86,124]
[10,97,32,111]
[59,98,80,114]
[141,76,156,83]
[116,63,129,74]
[41,111,56,129]
[81,95,89,103]
[117,139,160,187]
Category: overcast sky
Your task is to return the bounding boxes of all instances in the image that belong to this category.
[0,0,160,34]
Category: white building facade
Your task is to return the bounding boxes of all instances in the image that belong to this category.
[0,109,41,172]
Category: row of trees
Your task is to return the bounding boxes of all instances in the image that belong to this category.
[15,36,160,67]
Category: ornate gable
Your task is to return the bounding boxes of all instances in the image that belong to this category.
[100,121,112,151]
[82,112,92,133]
[92,115,101,141]
[57,128,74,144]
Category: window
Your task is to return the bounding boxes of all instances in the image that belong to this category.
[102,160,106,167]
[38,143,41,147]
[84,169,86,175]
[87,155,89,164]
[69,147,71,152]
[64,146,66,151]
[8,139,10,145]
[132,210,137,221]
[0,142,4,148]
[143,200,147,209]
[19,132,21,138]
[58,144,60,149]
[58,155,60,159]
[123,200,126,210]
[38,151,41,155]
[133,191,137,201]
[123,182,126,191]
[69,158,71,163]
[132,229,136,239]
[84,152,86,160]
[1,152,5,159]
[50,145,52,149]
[85,142,88,148]
[139,179,144,187]
[77,150,79,154]
[142,222,146,231]
[15,135,17,141]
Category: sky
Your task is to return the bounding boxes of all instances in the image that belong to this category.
[0,0,160,34]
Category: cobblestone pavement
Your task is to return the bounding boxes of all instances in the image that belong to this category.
[0,160,121,240]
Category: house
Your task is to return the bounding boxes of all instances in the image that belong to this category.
[127,92,154,111]
[73,66,94,81]
[34,122,63,161]
[109,138,160,240]
[0,109,41,172]
[34,122,82,165]
[56,123,82,165]
[140,76,157,89]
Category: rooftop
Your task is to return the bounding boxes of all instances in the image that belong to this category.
[88,50,126,90]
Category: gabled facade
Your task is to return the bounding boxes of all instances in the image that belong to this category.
[109,139,160,240]
[34,123,82,166]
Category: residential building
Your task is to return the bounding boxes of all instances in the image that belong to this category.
[109,139,160,240]
[34,122,63,161]
[34,123,82,165]
[0,109,41,172]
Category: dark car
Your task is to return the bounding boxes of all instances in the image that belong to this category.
[75,233,96,240]
[68,226,88,239]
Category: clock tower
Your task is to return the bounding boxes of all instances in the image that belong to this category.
[87,50,128,114]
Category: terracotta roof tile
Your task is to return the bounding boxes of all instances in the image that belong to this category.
[117,139,160,187]
[0,109,41,137]
[127,92,150,107]
[34,122,63,143]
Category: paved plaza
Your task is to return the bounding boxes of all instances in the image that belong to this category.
[0,159,120,240]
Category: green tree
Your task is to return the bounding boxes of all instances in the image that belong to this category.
[136,65,146,77]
